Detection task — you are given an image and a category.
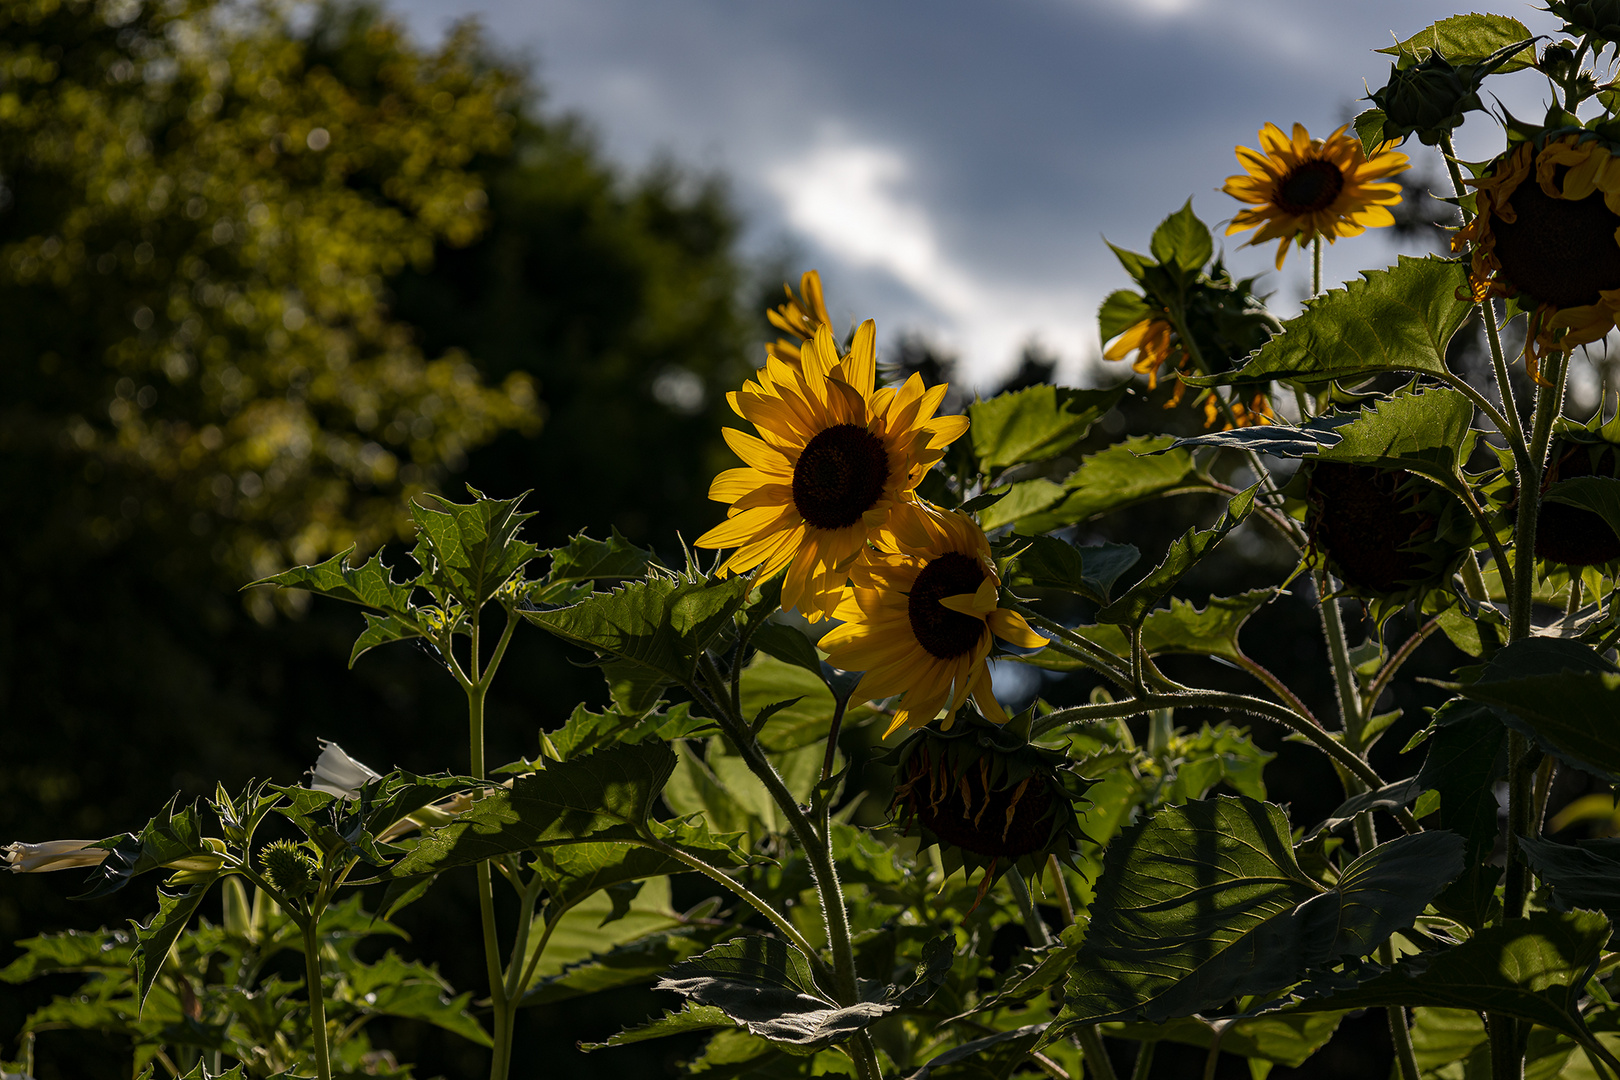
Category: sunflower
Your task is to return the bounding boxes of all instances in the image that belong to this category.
[1452,134,1620,383]
[818,509,1047,736]
[1223,122,1409,270]
[766,269,832,365]
[695,321,969,619]
[887,717,1091,904]
[1103,313,1274,428]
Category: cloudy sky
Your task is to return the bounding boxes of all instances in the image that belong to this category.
[391,0,1565,390]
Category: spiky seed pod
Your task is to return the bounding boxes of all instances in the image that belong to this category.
[887,717,1090,907]
[259,839,317,900]
[1537,436,1620,566]
[1303,461,1473,600]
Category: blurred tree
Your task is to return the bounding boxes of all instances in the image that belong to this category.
[0,4,754,1075]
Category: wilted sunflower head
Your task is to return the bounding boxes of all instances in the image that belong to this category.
[1223,122,1409,269]
[1453,134,1620,381]
[887,717,1090,905]
[1538,426,1620,567]
[1301,461,1474,608]
[766,270,832,365]
[695,322,969,619]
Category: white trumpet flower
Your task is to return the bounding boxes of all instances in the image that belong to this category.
[4,839,109,873]
[307,739,382,799]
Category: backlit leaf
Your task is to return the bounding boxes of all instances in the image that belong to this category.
[544,528,657,585]
[1005,537,1140,604]
[1193,257,1474,387]
[523,573,752,692]
[1150,199,1214,274]
[132,881,218,1012]
[1001,435,1202,534]
[1096,484,1258,626]
[250,546,419,620]
[1459,638,1620,780]
[1062,797,1461,1024]
[969,384,1129,472]
[410,487,538,610]
[1378,13,1536,71]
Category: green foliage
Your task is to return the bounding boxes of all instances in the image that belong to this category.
[967,384,1128,473]
[1059,797,1462,1025]
[1096,484,1258,626]
[1195,257,1475,387]
[1460,638,1620,780]
[1376,14,1537,71]
[983,434,1201,532]
[1003,538,1141,604]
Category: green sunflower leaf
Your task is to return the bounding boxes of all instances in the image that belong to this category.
[522,876,691,992]
[655,935,892,1052]
[1150,199,1214,275]
[1264,911,1611,1053]
[1415,699,1506,929]
[1104,1012,1347,1070]
[1378,13,1537,72]
[522,925,716,1007]
[1095,484,1259,626]
[530,819,755,920]
[969,383,1130,473]
[1188,256,1474,388]
[750,622,823,678]
[741,653,875,752]
[1355,108,1392,155]
[410,487,539,611]
[386,741,678,878]
[528,701,707,765]
[1543,475,1620,545]
[1313,386,1477,482]
[580,1002,740,1051]
[1457,638,1620,780]
[1018,591,1273,670]
[1005,536,1141,604]
[987,434,1203,533]
[523,573,753,692]
[1060,796,1463,1025]
[1520,837,1620,920]
[1099,289,1154,344]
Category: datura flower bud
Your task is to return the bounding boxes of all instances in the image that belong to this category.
[307,739,381,799]
[3,839,109,873]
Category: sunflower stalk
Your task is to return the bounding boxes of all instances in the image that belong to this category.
[692,655,879,1080]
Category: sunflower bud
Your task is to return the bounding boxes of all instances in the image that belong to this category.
[1549,0,1620,45]
[887,718,1089,905]
[1369,55,1488,145]
[259,839,318,900]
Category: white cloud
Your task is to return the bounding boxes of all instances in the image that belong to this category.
[766,131,1099,387]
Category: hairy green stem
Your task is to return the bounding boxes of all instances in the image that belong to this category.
[1316,573,1364,742]
[1010,602,1133,687]
[642,837,823,963]
[693,657,879,1080]
[1233,653,1321,728]
[1312,235,1322,297]
[1440,132,1524,445]
[1033,690,1398,805]
[1361,617,1440,720]
[465,617,514,1080]
[1014,871,1122,1080]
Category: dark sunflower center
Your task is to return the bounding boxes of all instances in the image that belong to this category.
[907,551,988,660]
[791,423,889,530]
[1491,175,1620,308]
[1275,159,1346,214]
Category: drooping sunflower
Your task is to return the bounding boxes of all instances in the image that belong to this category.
[1223,122,1409,269]
[695,321,969,619]
[1103,313,1274,428]
[818,509,1047,736]
[766,269,832,365]
[887,717,1091,904]
[1452,134,1620,382]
